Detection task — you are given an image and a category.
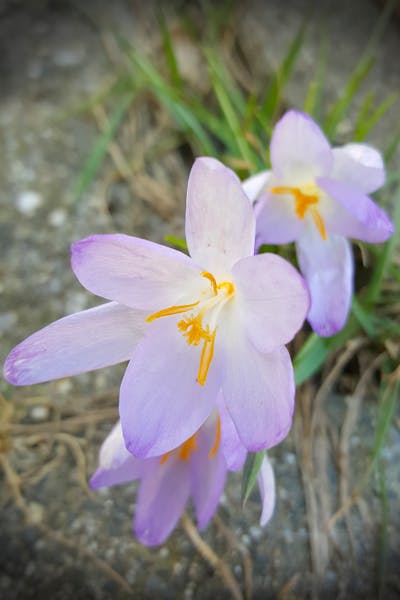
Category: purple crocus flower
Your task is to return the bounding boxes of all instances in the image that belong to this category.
[4,157,309,458]
[90,404,275,546]
[244,111,394,337]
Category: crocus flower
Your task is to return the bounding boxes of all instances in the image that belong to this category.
[90,405,275,546]
[4,157,309,458]
[244,111,394,337]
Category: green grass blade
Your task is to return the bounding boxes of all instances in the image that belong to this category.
[241,451,265,507]
[164,234,187,252]
[384,128,400,164]
[206,49,256,166]
[365,183,400,305]
[324,56,374,140]
[74,92,135,200]
[159,14,183,91]
[303,37,328,119]
[260,22,307,122]
[354,93,398,141]
[125,47,217,155]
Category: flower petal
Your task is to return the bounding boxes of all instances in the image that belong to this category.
[270,110,333,182]
[255,192,306,246]
[216,393,247,471]
[185,157,255,276]
[90,422,144,489]
[232,253,309,354]
[120,318,218,458]
[221,319,295,451]
[242,170,271,203]
[257,455,276,526]
[318,177,394,243]
[296,229,353,337]
[134,457,190,546]
[71,234,202,310]
[332,143,385,194]
[190,417,227,530]
[3,302,145,385]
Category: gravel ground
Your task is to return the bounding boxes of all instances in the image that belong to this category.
[1,1,399,598]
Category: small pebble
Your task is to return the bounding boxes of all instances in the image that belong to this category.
[30,405,50,422]
[16,191,42,215]
[48,208,67,227]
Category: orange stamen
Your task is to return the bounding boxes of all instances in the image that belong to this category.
[160,450,173,465]
[146,301,200,323]
[146,271,234,387]
[209,416,221,458]
[270,185,327,240]
[178,434,198,461]
[310,208,327,240]
[197,329,216,386]
[202,271,218,295]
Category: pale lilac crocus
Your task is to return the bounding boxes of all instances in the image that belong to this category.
[4,157,309,458]
[90,404,275,546]
[244,110,394,337]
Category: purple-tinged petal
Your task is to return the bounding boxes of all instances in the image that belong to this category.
[90,421,145,489]
[258,455,276,526]
[97,421,132,470]
[255,192,305,246]
[296,229,353,337]
[232,253,309,354]
[216,393,247,471]
[318,177,394,243]
[71,234,202,310]
[185,157,255,276]
[270,111,333,182]
[332,143,385,194]
[190,417,227,530]
[221,316,295,451]
[120,318,218,459]
[242,170,271,203]
[3,302,145,386]
[134,456,190,546]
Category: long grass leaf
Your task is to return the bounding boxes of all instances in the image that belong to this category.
[354,93,398,141]
[324,57,374,140]
[241,451,265,507]
[261,23,307,122]
[74,92,135,200]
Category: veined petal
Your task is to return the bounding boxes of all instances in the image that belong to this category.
[332,143,385,194]
[232,254,309,354]
[185,157,255,276]
[296,229,353,337]
[190,417,227,530]
[71,234,202,310]
[134,456,190,546]
[270,110,333,183]
[258,455,276,526]
[318,177,394,243]
[3,302,145,385]
[120,319,218,459]
[217,393,247,471]
[221,314,295,451]
[242,170,271,203]
[255,192,306,246]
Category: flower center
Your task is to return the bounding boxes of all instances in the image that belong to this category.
[146,272,235,386]
[270,184,327,240]
[159,416,221,464]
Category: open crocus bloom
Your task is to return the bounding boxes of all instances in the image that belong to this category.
[245,111,394,337]
[4,157,309,458]
[90,406,275,546]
